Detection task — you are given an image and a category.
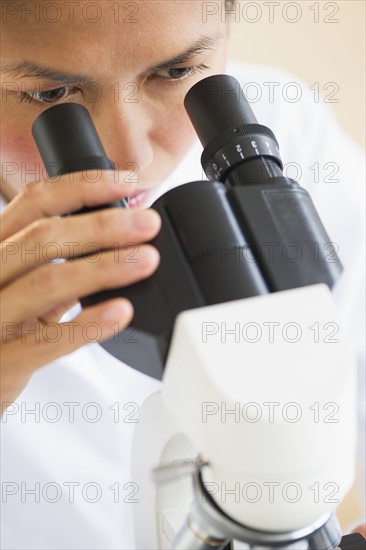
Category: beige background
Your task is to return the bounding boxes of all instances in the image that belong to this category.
[228,0,365,148]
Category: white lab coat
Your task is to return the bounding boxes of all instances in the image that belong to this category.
[1,60,365,549]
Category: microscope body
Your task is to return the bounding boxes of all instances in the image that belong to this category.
[31,75,361,549]
[132,284,357,549]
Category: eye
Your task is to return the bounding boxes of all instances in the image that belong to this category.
[154,64,210,81]
[17,86,79,105]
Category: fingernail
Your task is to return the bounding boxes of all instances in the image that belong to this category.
[102,299,133,322]
[132,209,159,231]
[137,246,160,268]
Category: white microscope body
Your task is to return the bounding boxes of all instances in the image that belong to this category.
[132,284,357,549]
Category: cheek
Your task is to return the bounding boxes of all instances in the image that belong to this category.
[1,123,44,187]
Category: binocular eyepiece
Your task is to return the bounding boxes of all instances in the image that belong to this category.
[32,74,282,187]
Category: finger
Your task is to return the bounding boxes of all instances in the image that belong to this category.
[1,244,160,325]
[0,171,137,240]
[352,525,366,537]
[1,298,134,406]
[0,300,80,344]
[39,300,79,324]
[1,207,161,286]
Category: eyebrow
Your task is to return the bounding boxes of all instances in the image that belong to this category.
[0,60,93,84]
[0,33,223,84]
[150,33,223,71]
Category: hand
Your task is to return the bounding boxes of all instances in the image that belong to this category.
[0,172,161,410]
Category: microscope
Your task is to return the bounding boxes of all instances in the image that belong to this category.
[32,75,363,550]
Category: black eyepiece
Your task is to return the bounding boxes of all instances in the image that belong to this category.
[185,75,282,184]
[184,74,258,147]
[32,103,114,178]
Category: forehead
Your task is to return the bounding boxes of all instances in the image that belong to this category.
[1,1,223,76]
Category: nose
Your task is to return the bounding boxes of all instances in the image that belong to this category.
[93,98,154,179]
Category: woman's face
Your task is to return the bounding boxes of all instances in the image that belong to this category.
[1,0,228,204]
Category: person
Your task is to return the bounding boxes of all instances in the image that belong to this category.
[1,1,365,548]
